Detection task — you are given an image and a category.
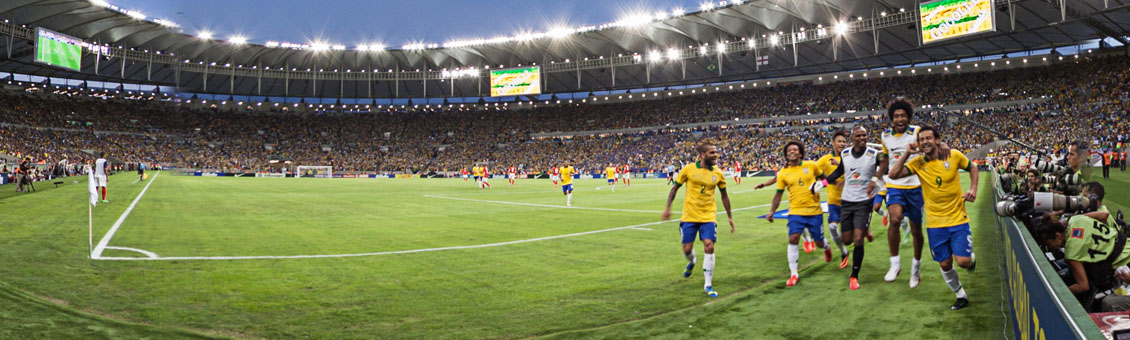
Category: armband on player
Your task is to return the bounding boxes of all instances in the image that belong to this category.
[871,177,884,186]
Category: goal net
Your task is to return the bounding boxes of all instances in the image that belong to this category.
[296,165,333,178]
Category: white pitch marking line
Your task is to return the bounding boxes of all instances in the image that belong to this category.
[91,171,160,259]
[424,194,674,214]
[104,246,159,258]
[630,227,653,231]
[93,203,771,261]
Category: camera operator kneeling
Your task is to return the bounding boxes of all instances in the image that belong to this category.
[1033,210,1128,312]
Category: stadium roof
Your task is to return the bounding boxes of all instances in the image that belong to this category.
[1,0,1129,98]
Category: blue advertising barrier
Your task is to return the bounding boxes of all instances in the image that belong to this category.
[994,173,1104,339]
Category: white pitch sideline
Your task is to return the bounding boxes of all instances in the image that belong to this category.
[93,203,771,261]
[423,194,676,213]
[91,171,160,259]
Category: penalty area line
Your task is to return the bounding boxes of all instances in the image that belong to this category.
[93,203,770,262]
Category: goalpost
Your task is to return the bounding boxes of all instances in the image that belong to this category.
[296,165,333,178]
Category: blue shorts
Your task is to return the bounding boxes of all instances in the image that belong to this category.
[873,193,885,205]
[608,178,615,183]
[680,222,717,244]
[562,184,573,193]
[886,187,923,224]
[827,204,841,223]
[927,223,973,262]
[473,176,481,181]
[787,214,824,242]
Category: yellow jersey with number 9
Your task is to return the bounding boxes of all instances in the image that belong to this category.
[675,162,727,223]
[905,149,971,229]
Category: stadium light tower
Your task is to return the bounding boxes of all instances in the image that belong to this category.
[834,22,848,35]
[197,30,213,40]
[228,35,247,45]
[666,48,680,61]
[649,51,663,62]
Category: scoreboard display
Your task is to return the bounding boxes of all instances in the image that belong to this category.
[919,0,995,44]
[35,27,83,71]
[489,66,541,97]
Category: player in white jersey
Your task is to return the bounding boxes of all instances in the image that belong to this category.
[825,126,882,290]
[94,152,110,203]
[879,98,925,287]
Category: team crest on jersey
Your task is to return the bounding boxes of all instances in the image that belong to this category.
[1071,228,1085,239]
[802,168,809,174]
[712,176,717,182]
[943,161,950,170]
[852,172,860,179]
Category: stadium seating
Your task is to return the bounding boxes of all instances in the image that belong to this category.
[1,54,1127,174]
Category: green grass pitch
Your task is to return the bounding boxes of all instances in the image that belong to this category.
[0,171,1013,339]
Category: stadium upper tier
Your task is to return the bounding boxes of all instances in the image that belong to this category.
[1,0,1128,98]
[1,53,1127,173]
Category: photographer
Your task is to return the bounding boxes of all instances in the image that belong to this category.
[1032,208,1127,312]
[1024,169,1049,196]
[1065,141,1091,182]
[15,156,30,192]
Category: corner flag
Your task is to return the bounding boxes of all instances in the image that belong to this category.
[88,171,98,207]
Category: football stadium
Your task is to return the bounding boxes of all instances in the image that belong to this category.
[1,0,1130,338]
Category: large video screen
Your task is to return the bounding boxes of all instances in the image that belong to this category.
[919,0,995,44]
[36,28,83,71]
[489,66,541,97]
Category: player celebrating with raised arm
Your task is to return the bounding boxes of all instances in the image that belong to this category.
[825,126,883,290]
[560,161,576,206]
[662,142,734,298]
[767,141,833,287]
[817,130,851,268]
[879,98,926,287]
[888,126,978,310]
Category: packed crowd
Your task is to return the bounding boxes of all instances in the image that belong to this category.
[1,54,1128,175]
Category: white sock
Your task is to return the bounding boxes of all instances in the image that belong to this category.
[704,253,715,287]
[566,193,572,204]
[788,244,799,276]
[829,223,847,255]
[890,256,900,267]
[942,268,968,299]
[685,250,696,265]
[912,258,922,272]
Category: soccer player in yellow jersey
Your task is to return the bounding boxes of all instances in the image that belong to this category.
[605,163,618,192]
[472,165,482,186]
[662,142,734,298]
[889,126,978,310]
[767,141,832,287]
[559,161,576,206]
[817,130,850,268]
